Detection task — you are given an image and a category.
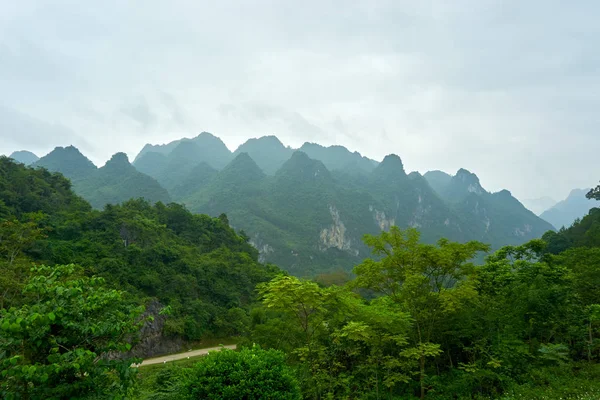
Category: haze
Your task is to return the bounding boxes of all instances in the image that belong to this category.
[1,0,598,200]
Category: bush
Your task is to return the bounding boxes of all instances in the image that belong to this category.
[185,345,301,400]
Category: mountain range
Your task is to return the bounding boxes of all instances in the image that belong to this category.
[6,133,556,275]
[32,146,170,209]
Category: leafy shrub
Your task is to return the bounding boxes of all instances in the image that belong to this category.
[185,346,301,400]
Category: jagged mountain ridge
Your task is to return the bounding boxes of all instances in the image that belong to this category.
[424,168,554,247]
[133,134,379,179]
[177,145,553,275]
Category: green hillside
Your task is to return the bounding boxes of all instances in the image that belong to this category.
[0,156,279,353]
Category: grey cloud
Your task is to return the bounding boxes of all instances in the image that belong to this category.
[0,104,88,153]
[219,103,329,142]
[119,98,157,130]
[0,0,599,200]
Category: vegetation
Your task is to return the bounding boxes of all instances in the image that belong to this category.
[186,346,301,399]
[0,264,142,399]
[1,155,600,399]
[0,157,280,344]
[26,135,556,276]
[136,135,553,275]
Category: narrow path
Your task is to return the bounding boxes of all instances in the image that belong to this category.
[137,344,237,366]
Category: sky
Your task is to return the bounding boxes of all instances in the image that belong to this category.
[0,0,598,201]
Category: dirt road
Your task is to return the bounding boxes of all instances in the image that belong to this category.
[137,344,237,366]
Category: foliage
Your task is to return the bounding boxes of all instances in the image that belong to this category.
[0,156,90,219]
[543,207,600,253]
[0,158,280,344]
[0,264,143,399]
[129,135,554,276]
[185,346,301,400]
[74,152,172,209]
[587,183,600,201]
[249,224,600,399]
[353,226,489,398]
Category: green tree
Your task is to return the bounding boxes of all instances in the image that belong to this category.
[0,264,143,399]
[353,226,488,399]
[587,183,600,201]
[0,215,46,309]
[185,346,301,400]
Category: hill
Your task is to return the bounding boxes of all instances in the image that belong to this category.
[34,147,171,209]
[34,145,97,181]
[298,142,377,174]
[180,150,553,275]
[133,132,232,169]
[0,157,279,356]
[540,188,594,229]
[233,135,294,174]
[0,156,90,218]
[75,152,172,209]
[425,168,555,244]
[9,150,39,165]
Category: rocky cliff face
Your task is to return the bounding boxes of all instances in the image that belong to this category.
[130,300,184,358]
[249,233,275,263]
[320,205,355,254]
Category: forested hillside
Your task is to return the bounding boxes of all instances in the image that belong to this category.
[2,155,599,399]
[0,156,279,352]
[136,200,600,399]
[34,146,172,209]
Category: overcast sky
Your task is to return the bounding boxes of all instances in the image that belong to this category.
[1,0,598,201]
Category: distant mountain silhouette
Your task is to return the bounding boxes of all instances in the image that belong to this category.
[540,189,595,229]
[9,150,39,165]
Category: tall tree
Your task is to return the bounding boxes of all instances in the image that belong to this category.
[353,226,488,399]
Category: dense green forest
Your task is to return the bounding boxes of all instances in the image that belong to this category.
[0,156,281,342]
[1,156,599,399]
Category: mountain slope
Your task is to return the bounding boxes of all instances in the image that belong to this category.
[425,168,555,245]
[181,149,553,275]
[299,142,377,174]
[423,170,452,197]
[34,146,97,181]
[0,156,90,218]
[233,136,294,175]
[133,132,232,169]
[75,153,172,209]
[0,157,279,355]
[9,150,39,165]
[540,189,594,229]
